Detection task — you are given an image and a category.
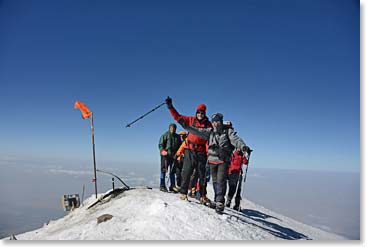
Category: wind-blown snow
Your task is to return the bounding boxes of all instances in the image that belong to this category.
[8,187,345,240]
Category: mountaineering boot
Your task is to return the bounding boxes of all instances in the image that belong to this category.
[187,190,192,197]
[199,196,211,204]
[160,185,168,192]
[233,197,241,211]
[191,187,196,197]
[233,204,240,211]
[188,188,196,198]
[169,186,179,193]
[215,202,225,214]
[180,194,188,201]
[160,172,166,191]
[225,198,232,208]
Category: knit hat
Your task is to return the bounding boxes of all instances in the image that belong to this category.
[196,104,206,113]
[179,130,187,135]
[211,113,223,123]
[169,123,177,129]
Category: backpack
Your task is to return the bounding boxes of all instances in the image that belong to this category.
[210,123,236,162]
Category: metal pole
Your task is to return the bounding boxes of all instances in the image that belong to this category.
[96,169,130,189]
[81,184,85,206]
[238,151,252,211]
[91,113,98,199]
[243,152,252,184]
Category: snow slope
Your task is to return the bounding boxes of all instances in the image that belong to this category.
[7,187,345,240]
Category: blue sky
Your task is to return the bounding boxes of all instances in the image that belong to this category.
[0,0,359,172]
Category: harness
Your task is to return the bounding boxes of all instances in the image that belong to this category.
[187,140,206,152]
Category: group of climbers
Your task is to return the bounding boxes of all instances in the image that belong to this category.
[159,97,252,213]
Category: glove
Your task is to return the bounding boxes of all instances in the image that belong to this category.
[236,148,244,156]
[161,150,168,156]
[165,96,173,109]
[243,146,252,154]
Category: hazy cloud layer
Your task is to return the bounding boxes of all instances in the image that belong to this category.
[0,165,360,239]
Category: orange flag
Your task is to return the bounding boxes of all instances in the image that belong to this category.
[74,100,92,119]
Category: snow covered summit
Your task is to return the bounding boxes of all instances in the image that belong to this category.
[11,187,344,240]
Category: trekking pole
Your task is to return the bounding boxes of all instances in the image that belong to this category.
[125,102,166,128]
[237,149,252,211]
[243,150,252,185]
[234,169,243,209]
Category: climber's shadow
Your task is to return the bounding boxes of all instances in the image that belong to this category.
[226,208,311,240]
[242,209,280,221]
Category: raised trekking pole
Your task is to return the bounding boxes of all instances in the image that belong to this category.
[125,101,166,128]
[74,101,98,199]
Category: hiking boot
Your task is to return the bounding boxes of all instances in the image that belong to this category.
[216,202,225,213]
[180,194,188,201]
[225,200,231,208]
[169,186,179,193]
[188,190,195,198]
[233,204,240,211]
[191,188,196,196]
[160,185,168,192]
[199,196,211,204]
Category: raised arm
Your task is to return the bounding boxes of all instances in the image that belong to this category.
[165,97,192,123]
[178,118,212,140]
[227,128,247,152]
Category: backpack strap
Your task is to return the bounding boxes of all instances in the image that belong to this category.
[192,118,209,128]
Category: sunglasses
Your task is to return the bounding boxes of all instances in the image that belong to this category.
[196,110,205,115]
[211,117,222,123]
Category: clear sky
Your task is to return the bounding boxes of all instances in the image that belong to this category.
[0,0,359,172]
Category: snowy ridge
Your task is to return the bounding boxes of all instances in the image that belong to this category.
[9,187,344,240]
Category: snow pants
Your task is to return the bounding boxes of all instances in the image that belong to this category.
[210,162,229,203]
[179,149,207,196]
[188,168,199,191]
[175,159,183,187]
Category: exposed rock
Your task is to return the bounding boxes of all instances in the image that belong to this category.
[97,214,113,224]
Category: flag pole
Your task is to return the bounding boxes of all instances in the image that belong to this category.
[90,113,98,198]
